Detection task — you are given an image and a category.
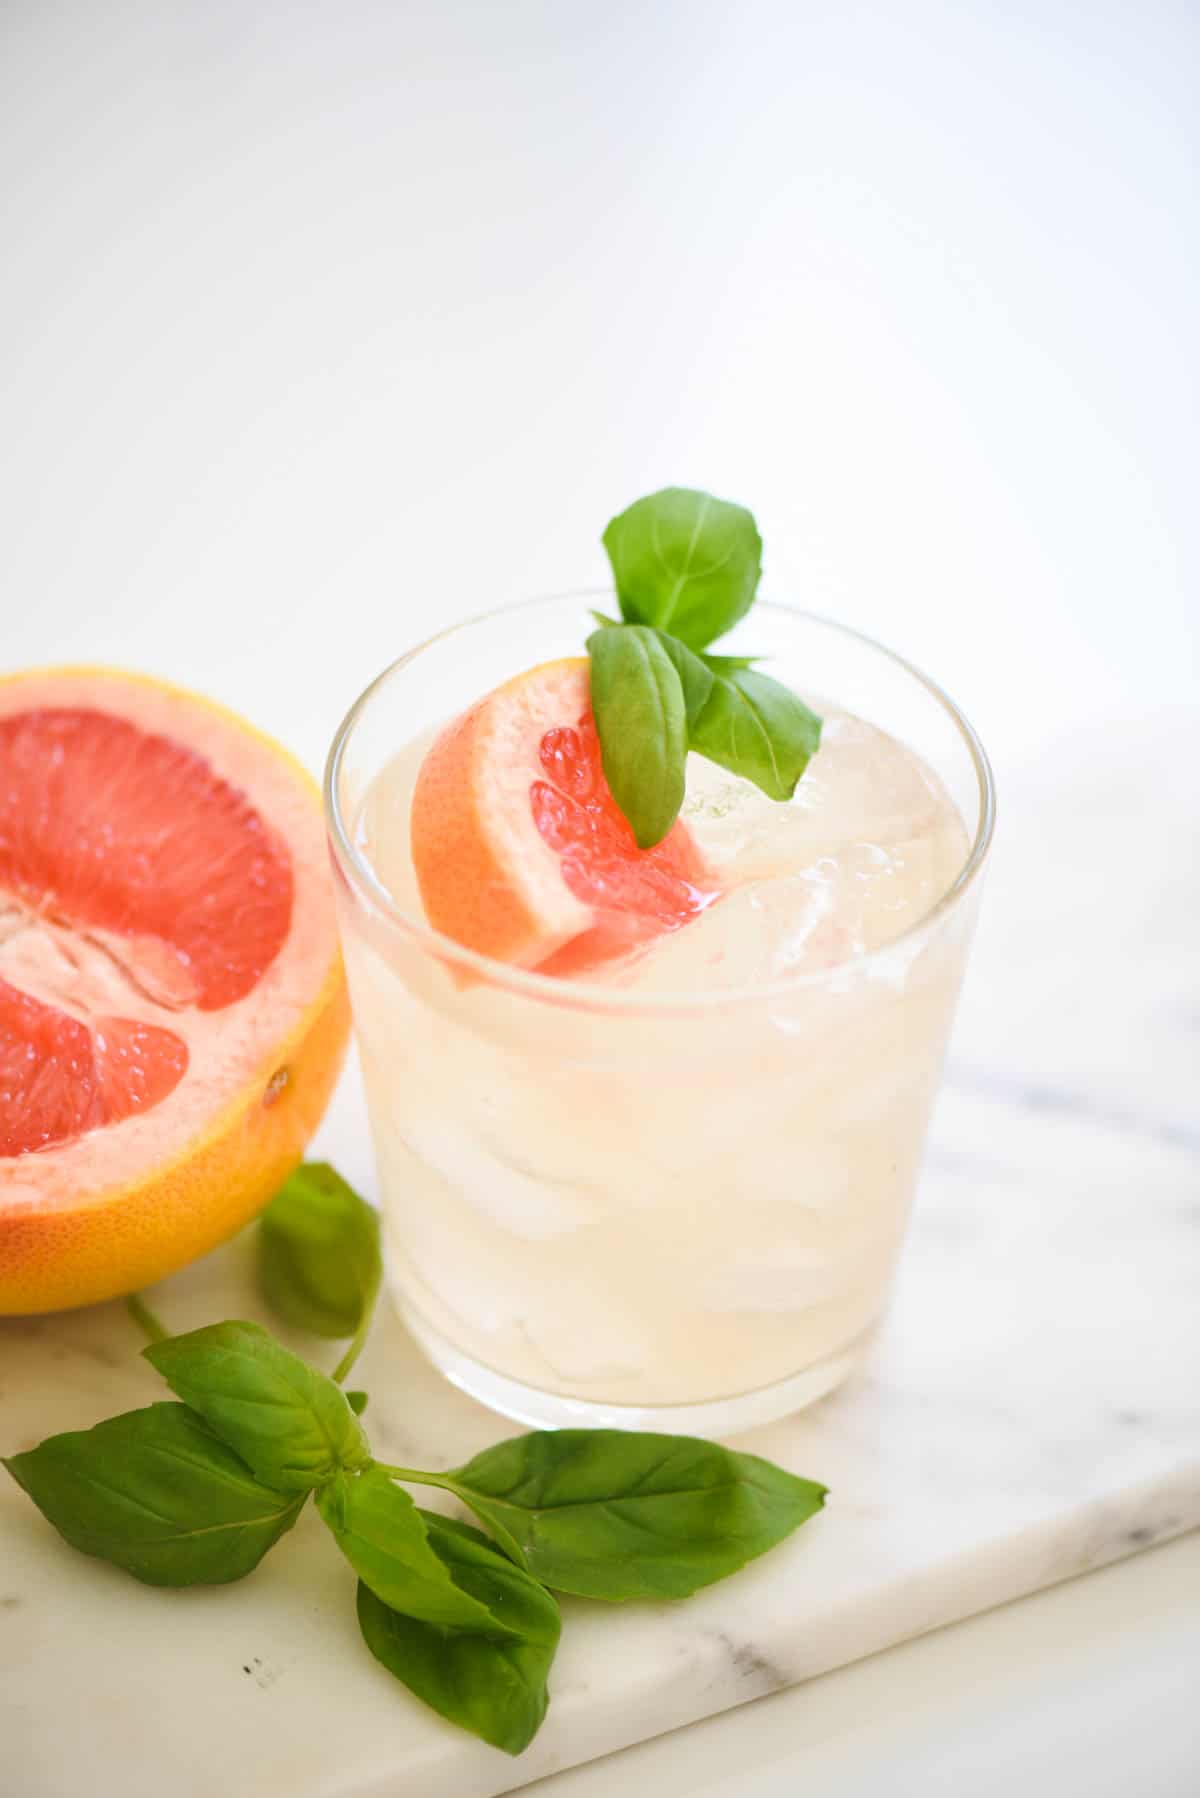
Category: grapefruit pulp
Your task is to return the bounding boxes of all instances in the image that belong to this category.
[410,657,718,974]
[0,668,349,1314]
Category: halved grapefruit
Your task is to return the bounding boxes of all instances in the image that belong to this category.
[0,667,349,1315]
[410,657,717,974]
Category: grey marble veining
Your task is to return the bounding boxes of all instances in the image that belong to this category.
[1,720,1198,1798]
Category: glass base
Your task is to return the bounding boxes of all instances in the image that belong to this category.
[400,1303,866,1434]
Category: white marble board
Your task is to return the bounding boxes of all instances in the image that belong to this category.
[2,722,1198,1798]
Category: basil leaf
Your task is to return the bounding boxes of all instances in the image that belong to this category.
[356,1511,561,1756]
[346,1390,369,1416]
[702,652,760,673]
[258,1162,381,1340]
[586,625,688,849]
[451,1430,827,1601]
[3,1403,305,1586]
[145,1321,370,1493]
[653,630,715,729]
[602,487,762,650]
[318,1466,516,1634]
[690,666,823,801]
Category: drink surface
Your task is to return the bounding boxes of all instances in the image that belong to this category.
[358,703,969,992]
[341,700,974,1415]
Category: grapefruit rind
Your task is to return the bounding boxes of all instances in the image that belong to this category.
[411,658,595,969]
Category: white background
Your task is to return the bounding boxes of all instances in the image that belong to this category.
[2,3,1197,1793]
[2,1,1196,782]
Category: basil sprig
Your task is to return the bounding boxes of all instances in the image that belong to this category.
[4,1402,307,1586]
[602,486,762,647]
[690,664,823,803]
[357,1514,561,1755]
[3,1163,827,1758]
[586,625,690,849]
[442,1429,827,1601]
[318,1465,521,1633]
[145,1320,370,1491]
[257,1161,381,1340]
[590,487,823,846]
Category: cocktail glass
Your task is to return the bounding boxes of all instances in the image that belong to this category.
[325,595,994,1433]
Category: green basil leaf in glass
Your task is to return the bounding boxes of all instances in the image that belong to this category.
[690,666,822,802]
[258,1162,382,1340]
[145,1320,370,1493]
[3,1403,306,1586]
[450,1429,827,1600]
[602,487,763,650]
[701,651,760,674]
[356,1511,561,1755]
[653,630,716,729]
[585,624,688,849]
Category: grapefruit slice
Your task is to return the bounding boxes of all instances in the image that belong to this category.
[0,667,350,1315]
[410,657,718,974]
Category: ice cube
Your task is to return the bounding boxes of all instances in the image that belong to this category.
[515,1270,655,1384]
[701,1255,850,1315]
[387,1111,597,1240]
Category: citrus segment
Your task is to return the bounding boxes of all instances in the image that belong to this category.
[0,977,188,1157]
[0,667,349,1314]
[411,657,717,973]
[0,706,293,1011]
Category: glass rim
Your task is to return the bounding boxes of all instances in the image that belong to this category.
[324,591,996,1016]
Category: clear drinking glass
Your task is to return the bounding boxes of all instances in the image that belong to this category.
[325,595,994,1433]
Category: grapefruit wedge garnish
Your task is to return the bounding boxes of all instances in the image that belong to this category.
[411,657,718,975]
[0,668,349,1314]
